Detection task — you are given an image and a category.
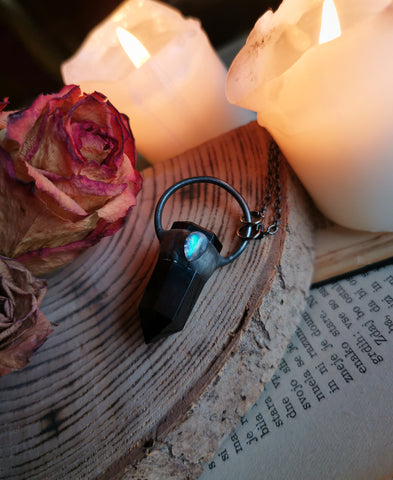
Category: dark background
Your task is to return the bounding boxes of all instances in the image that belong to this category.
[0,0,280,109]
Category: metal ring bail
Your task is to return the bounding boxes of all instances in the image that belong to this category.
[154,176,252,266]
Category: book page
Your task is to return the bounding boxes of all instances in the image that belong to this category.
[198,264,393,480]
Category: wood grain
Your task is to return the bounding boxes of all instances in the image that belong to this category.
[0,122,315,480]
[314,222,393,284]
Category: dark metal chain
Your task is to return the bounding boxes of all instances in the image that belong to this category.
[237,140,282,240]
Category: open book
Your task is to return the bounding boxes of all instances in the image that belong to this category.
[199,262,393,479]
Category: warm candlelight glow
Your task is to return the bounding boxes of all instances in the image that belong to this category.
[318,0,341,45]
[227,0,393,231]
[63,0,252,164]
[116,27,150,68]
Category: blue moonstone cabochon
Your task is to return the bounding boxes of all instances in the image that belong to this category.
[184,232,209,262]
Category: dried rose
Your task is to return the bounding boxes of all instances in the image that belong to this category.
[0,255,51,377]
[0,98,9,129]
[0,85,142,275]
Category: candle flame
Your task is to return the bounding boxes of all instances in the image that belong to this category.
[318,0,341,44]
[117,27,150,68]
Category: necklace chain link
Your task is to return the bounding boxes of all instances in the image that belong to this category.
[237,140,282,240]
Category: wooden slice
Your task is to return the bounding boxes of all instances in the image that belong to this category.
[0,122,315,480]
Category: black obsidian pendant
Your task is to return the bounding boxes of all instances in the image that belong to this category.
[139,222,222,344]
[138,175,252,344]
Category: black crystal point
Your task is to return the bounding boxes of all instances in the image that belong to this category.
[139,222,222,344]
[139,259,205,343]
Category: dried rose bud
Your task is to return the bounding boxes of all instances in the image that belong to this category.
[0,256,51,377]
[0,85,142,275]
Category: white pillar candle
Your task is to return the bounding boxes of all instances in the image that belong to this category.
[226,0,393,232]
[62,0,251,164]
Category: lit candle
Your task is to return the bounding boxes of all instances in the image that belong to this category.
[226,0,393,232]
[62,0,251,164]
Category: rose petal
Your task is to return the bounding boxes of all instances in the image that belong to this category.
[16,240,96,276]
[97,188,136,223]
[0,148,40,257]
[96,153,141,222]
[0,148,99,259]
[0,99,8,112]
[115,152,141,188]
[52,174,126,213]
[10,104,74,179]
[71,121,117,164]
[0,256,51,377]
[117,112,137,168]
[0,310,52,377]
[15,215,122,275]
[78,161,118,182]
[0,98,10,130]
[66,94,137,173]
[6,86,83,179]
[5,86,80,147]
[66,94,120,168]
[24,163,87,217]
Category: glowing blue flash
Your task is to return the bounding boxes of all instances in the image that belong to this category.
[184,232,208,262]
